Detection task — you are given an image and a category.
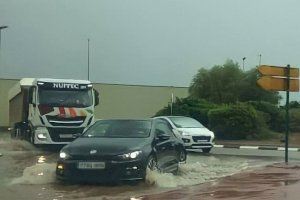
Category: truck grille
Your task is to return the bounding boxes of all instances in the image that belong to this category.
[47,127,85,142]
[46,116,86,127]
[192,136,211,142]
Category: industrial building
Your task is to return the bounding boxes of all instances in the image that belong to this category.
[0,78,188,128]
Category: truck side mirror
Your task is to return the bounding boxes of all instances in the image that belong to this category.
[28,91,33,104]
[28,87,35,106]
[93,89,99,106]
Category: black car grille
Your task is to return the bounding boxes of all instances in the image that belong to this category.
[47,127,85,142]
[46,116,86,127]
[69,155,117,161]
[192,136,211,142]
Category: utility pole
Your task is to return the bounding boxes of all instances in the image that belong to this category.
[0,26,8,76]
[0,26,8,50]
[170,93,174,115]
[87,38,90,80]
[242,57,246,70]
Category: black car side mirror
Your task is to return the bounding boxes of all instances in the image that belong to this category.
[155,130,170,141]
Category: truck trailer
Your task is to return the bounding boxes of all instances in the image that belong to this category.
[8,78,99,145]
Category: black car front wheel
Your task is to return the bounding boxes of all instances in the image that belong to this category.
[145,155,159,185]
[147,155,158,171]
[178,150,187,162]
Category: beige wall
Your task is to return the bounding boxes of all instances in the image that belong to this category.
[0,79,188,127]
[0,79,18,127]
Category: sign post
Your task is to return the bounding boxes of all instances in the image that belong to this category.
[285,65,290,163]
[257,64,299,163]
[170,93,174,115]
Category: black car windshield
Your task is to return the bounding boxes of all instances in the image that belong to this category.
[83,120,152,138]
[168,117,204,128]
[38,89,93,107]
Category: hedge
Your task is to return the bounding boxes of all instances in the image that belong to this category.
[208,104,261,139]
[154,98,217,127]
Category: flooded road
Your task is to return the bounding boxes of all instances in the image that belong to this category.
[0,132,298,200]
[139,163,300,200]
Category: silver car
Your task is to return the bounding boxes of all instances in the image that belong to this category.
[154,116,215,153]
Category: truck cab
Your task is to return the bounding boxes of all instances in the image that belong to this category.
[9,78,99,145]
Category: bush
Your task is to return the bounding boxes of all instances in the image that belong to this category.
[208,103,262,139]
[290,108,300,132]
[246,101,284,132]
[155,99,282,140]
[154,97,217,127]
[289,101,300,109]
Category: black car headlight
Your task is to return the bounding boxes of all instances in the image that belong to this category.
[59,151,71,159]
[119,150,142,160]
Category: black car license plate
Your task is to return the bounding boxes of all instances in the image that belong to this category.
[78,162,105,169]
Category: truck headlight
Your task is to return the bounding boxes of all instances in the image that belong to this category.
[35,128,48,139]
[37,133,47,139]
[120,151,142,159]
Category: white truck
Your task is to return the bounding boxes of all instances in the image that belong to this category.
[8,78,99,145]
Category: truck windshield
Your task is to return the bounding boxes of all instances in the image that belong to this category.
[38,89,93,107]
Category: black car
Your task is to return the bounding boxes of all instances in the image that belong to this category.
[56,119,187,182]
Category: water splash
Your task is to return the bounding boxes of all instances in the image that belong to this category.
[11,163,56,185]
[10,154,249,188]
[0,138,37,152]
[145,155,249,188]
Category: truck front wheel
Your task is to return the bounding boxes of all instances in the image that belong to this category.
[30,132,35,144]
[11,127,19,139]
[12,123,23,139]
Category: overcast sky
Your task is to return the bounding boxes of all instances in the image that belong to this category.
[1,0,300,92]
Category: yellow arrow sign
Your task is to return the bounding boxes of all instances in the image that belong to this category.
[257,76,299,92]
[258,65,299,77]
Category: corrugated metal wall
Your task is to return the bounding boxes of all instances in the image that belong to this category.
[0,79,188,127]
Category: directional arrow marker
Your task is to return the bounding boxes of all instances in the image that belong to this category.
[257,76,299,92]
[258,65,299,77]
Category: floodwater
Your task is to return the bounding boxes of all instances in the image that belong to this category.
[0,132,298,200]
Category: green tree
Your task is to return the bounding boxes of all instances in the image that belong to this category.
[189,59,243,103]
[189,60,281,104]
[238,69,281,104]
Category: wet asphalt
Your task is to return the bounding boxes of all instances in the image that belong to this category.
[0,132,299,200]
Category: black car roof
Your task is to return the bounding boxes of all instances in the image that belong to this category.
[96,118,152,121]
[155,116,189,118]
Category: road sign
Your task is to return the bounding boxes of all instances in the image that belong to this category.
[257,76,299,92]
[257,64,299,163]
[258,65,299,77]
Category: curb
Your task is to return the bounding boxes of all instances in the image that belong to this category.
[214,144,300,151]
